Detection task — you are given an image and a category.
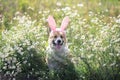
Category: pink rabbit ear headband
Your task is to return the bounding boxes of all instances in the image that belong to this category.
[47,15,70,32]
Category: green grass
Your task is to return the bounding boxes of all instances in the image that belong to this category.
[0,0,120,80]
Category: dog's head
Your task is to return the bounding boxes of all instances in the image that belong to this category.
[47,16,69,51]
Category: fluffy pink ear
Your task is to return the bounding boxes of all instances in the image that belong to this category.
[47,15,56,31]
[60,16,69,31]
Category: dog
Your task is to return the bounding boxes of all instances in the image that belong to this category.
[46,15,70,70]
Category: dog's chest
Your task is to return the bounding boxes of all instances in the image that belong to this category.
[47,46,69,60]
[46,46,69,69]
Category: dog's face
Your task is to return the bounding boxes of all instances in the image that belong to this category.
[49,29,66,50]
[47,16,69,51]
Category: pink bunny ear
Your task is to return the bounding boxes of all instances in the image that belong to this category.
[60,16,70,31]
[47,15,56,31]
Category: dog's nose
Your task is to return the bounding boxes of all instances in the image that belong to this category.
[57,40,61,44]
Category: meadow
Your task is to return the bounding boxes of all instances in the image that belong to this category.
[0,0,120,80]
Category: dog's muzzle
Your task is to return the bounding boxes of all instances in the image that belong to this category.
[52,38,64,49]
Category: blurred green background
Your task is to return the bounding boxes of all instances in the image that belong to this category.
[0,0,120,30]
[0,0,120,80]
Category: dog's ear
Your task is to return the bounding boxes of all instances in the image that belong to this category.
[47,15,56,31]
[60,16,69,31]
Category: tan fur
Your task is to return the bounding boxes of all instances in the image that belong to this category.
[46,16,70,70]
[46,30,70,70]
[48,31,66,45]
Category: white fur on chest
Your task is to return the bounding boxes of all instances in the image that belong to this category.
[46,46,69,70]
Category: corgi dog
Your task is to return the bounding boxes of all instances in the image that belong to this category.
[46,16,70,70]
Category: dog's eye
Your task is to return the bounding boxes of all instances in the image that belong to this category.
[60,35,63,38]
[54,35,57,38]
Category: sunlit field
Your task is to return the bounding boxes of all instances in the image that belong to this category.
[0,0,120,80]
